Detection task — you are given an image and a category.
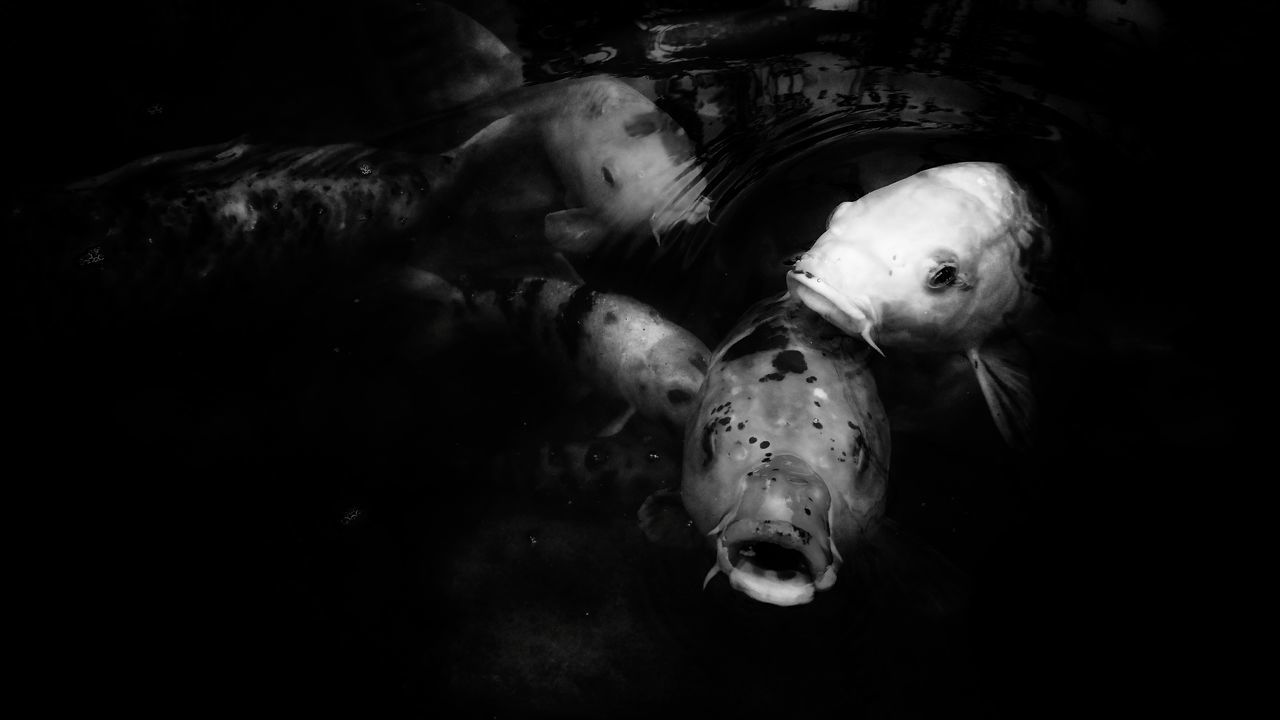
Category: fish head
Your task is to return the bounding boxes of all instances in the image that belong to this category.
[546,78,711,241]
[682,314,889,606]
[787,162,1048,351]
[708,455,837,606]
[687,447,886,607]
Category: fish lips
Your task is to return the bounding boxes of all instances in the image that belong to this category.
[715,517,838,607]
[786,265,882,353]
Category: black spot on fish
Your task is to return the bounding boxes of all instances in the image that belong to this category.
[848,421,856,429]
[717,417,731,426]
[722,322,789,363]
[760,441,770,449]
[814,401,821,407]
[737,422,744,430]
[806,376,817,383]
[772,350,807,374]
[805,508,811,515]
[604,311,619,324]
[749,437,757,444]
[813,420,823,429]
[759,373,785,382]
[667,389,692,405]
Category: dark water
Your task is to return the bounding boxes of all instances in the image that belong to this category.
[6,1,1258,717]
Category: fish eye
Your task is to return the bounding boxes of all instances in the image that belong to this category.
[926,262,959,289]
[601,167,616,187]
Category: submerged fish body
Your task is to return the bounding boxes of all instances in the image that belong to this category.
[10,140,488,311]
[531,77,711,247]
[400,269,711,434]
[15,74,712,308]
[682,292,888,606]
[787,162,1050,447]
[405,75,713,254]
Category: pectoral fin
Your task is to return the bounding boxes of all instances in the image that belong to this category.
[638,489,701,549]
[969,342,1035,449]
[442,114,520,165]
[595,404,636,438]
[545,209,608,254]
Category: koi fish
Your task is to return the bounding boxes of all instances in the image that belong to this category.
[5,131,550,317]
[395,269,711,435]
[676,292,889,606]
[384,74,712,256]
[787,162,1051,448]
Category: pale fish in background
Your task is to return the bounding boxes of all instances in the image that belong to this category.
[392,268,711,436]
[376,5,713,257]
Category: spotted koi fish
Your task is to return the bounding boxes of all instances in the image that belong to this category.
[401,269,711,435]
[678,292,889,606]
[7,138,509,316]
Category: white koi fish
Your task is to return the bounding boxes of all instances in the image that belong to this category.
[786,162,1051,448]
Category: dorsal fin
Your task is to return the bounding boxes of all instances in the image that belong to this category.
[360,1,523,120]
[365,1,529,152]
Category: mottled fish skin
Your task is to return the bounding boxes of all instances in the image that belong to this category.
[9,140,471,312]
[431,273,711,433]
[682,292,889,605]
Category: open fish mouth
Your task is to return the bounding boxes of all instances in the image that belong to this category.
[714,518,837,606]
[786,267,883,355]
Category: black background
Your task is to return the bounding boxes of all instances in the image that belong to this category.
[4,1,1260,716]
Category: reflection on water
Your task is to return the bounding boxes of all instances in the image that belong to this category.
[6,1,1250,717]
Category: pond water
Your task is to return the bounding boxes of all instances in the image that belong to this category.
[6,1,1253,718]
